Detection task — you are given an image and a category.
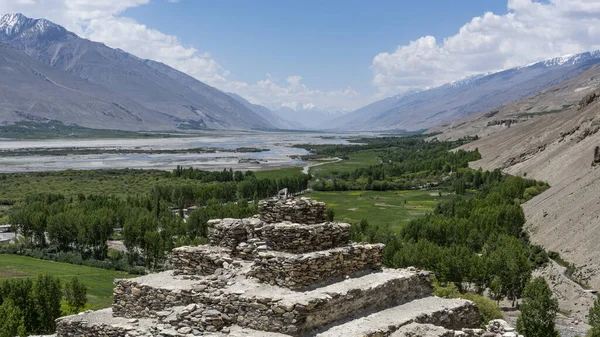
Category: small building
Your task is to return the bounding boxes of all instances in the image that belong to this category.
[0,232,16,245]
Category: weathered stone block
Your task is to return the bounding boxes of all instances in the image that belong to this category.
[248,243,384,289]
[171,245,233,276]
[258,221,351,253]
[259,197,327,224]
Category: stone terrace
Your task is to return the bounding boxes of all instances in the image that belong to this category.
[56,196,483,337]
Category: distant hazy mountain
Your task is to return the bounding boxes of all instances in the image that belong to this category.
[0,13,274,131]
[226,93,306,130]
[274,103,347,129]
[330,51,600,131]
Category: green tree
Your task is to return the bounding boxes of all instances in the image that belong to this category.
[487,235,531,306]
[64,277,87,314]
[489,278,503,304]
[588,296,600,337]
[32,275,63,333]
[516,277,559,337]
[0,299,27,337]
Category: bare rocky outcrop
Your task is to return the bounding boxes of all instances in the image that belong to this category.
[592,146,600,166]
[56,196,482,337]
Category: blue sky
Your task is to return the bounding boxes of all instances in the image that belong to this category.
[124,0,507,95]
[1,0,600,111]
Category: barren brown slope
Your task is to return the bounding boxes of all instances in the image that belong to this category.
[429,65,600,141]
[459,93,600,291]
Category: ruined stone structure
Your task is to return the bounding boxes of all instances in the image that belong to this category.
[56,196,484,337]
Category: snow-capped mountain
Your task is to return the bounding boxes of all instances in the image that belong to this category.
[275,103,348,129]
[330,50,600,131]
[0,13,275,131]
[226,93,306,130]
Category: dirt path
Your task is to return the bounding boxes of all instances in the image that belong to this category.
[302,158,342,174]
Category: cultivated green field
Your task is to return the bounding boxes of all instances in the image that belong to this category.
[254,166,303,179]
[306,190,452,231]
[309,149,382,176]
[0,255,134,310]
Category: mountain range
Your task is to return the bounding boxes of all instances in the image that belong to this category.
[330,51,600,131]
[0,13,278,131]
[3,13,600,134]
[274,103,347,129]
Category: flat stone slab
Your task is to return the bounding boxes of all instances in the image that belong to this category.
[56,308,157,336]
[229,267,422,306]
[390,323,454,337]
[225,268,434,334]
[117,270,199,290]
[314,297,480,337]
[56,308,293,337]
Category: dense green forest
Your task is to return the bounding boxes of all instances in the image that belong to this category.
[351,169,549,304]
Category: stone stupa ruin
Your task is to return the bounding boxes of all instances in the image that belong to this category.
[56,196,483,336]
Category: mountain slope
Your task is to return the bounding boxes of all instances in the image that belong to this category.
[0,42,174,130]
[429,64,600,140]
[457,82,600,292]
[331,52,600,131]
[0,13,274,131]
[226,93,305,130]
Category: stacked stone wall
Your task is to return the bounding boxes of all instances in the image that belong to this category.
[248,243,384,289]
[259,197,326,224]
[235,271,434,334]
[171,245,233,276]
[112,271,235,318]
[258,222,351,253]
[208,218,351,258]
[208,218,262,250]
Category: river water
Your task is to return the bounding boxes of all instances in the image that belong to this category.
[0,131,355,173]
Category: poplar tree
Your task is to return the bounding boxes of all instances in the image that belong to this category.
[516,277,559,337]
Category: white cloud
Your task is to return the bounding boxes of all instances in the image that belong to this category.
[0,0,366,111]
[372,0,600,95]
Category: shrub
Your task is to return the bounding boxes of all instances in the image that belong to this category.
[326,208,335,221]
[460,293,502,325]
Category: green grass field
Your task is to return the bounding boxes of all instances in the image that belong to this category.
[306,190,451,231]
[0,255,134,310]
[309,149,382,176]
[254,166,303,179]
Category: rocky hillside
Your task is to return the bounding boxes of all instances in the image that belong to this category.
[330,52,600,132]
[458,88,600,292]
[430,65,600,141]
[0,43,174,130]
[0,13,275,131]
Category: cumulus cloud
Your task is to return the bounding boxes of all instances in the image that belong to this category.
[0,0,365,111]
[372,0,600,95]
[219,75,364,111]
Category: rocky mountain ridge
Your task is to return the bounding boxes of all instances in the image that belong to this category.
[330,50,600,132]
[0,13,275,131]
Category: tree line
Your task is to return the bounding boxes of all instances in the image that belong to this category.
[308,138,482,191]
[7,169,309,270]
